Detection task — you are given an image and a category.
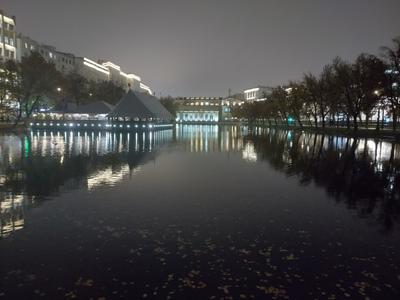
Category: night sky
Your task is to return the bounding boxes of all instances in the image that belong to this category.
[2,0,400,97]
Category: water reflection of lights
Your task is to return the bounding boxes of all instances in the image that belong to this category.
[242,142,257,162]
[0,194,25,238]
[0,131,174,237]
[87,165,141,190]
[176,125,244,153]
[27,130,173,157]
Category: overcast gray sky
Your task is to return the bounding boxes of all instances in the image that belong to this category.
[2,0,400,97]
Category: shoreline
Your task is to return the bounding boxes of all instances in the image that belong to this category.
[0,123,28,134]
[2,121,400,141]
[245,123,400,141]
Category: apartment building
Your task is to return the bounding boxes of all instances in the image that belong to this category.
[16,34,151,94]
[0,10,16,61]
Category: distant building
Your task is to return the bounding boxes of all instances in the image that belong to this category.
[16,34,151,94]
[174,96,243,123]
[73,57,110,82]
[17,34,76,73]
[139,82,153,95]
[243,86,271,102]
[229,92,245,102]
[99,60,142,91]
[0,10,16,61]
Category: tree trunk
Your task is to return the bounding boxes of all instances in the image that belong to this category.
[321,117,326,128]
[297,117,303,129]
[353,116,358,131]
[376,109,380,131]
[358,115,363,128]
[12,100,23,129]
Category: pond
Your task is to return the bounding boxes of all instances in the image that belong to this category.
[0,125,399,299]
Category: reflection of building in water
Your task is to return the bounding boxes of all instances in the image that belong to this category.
[28,129,174,191]
[87,165,141,190]
[29,130,173,157]
[0,194,25,238]
[0,135,24,165]
[0,130,174,237]
[242,142,258,162]
[175,125,244,153]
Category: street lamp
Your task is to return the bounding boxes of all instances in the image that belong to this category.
[57,87,62,92]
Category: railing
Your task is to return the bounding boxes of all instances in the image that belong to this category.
[29,120,173,131]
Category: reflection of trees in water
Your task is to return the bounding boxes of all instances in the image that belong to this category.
[0,131,173,237]
[248,129,400,232]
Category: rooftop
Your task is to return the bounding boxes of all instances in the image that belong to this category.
[108,90,172,120]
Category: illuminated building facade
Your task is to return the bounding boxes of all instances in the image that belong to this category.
[15,35,151,94]
[96,60,142,91]
[0,10,16,61]
[244,86,271,102]
[174,97,243,123]
[74,57,110,82]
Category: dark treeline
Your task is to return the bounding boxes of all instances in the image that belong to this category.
[159,96,178,116]
[247,129,400,232]
[233,37,400,131]
[0,52,125,126]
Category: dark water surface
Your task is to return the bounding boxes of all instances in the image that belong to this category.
[1,126,399,299]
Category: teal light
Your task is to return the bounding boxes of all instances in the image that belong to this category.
[287,116,295,123]
[24,136,30,158]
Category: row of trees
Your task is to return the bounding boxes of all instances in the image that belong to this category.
[233,37,400,131]
[159,96,178,116]
[0,52,125,126]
